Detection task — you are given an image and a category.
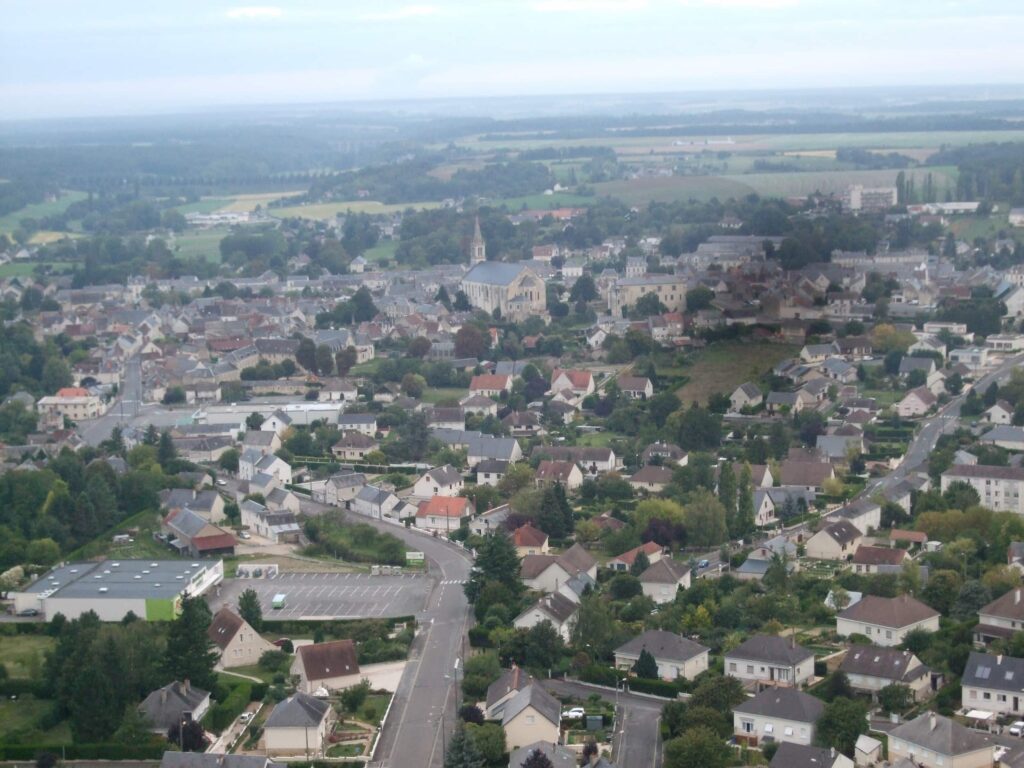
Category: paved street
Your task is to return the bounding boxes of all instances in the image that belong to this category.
[79,355,143,446]
[212,571,432,620]
[542,679,664,768]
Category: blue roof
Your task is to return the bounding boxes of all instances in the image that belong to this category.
[463,261,529,286]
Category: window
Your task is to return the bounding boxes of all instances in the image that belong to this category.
[742,720,753,733]
[763,724,774,734]
[746,665,754,674]
[983,692,991,700]
[969,690,977,699]
[525,715,535,724]
[784,727,794,737]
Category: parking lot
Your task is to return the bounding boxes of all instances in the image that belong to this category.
[211,571,431,620]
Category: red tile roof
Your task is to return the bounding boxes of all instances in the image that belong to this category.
[417,496,471,518]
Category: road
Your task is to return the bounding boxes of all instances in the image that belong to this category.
[80,355,142,446]
[297,498,473,768]
[542,679,663,768]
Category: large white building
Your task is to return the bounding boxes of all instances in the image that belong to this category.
[460,262,547,321]
[941,464,1024,515]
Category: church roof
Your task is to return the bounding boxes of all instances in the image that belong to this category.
[463,262,531,287]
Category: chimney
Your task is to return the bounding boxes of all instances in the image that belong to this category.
[830,747,835,759]
[161,687,168,705]
[929,712,937,731]
[183,678,190,695]
[1017,589,1021,605]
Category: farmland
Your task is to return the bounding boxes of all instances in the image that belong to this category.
[0,190,88,233]
[675,341,799,405]
[594,175,755,205]
[271,200,442,220]
[171,227,229,262]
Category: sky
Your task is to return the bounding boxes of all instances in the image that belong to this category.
[2,0,1024,119]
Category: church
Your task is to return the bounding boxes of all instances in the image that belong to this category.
[459,217,547,322]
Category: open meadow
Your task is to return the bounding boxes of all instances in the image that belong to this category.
[0,190,88,233]
[675,341,798,405]
[271,200,442,220]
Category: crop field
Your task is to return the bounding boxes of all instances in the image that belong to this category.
[272,200,442,220]
[363,240,398,263]
[219,192,298,213]
[172,227,229,261]
[0,189,88,233]
[495,191,596,209]
[593,175,755,205]
[675,341,798,405]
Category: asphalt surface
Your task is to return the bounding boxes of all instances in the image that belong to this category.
[211,571,432,620]
[80,355,142,446]
[542,679,664,768]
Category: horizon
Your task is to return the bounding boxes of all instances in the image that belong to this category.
[3,0,1024,120]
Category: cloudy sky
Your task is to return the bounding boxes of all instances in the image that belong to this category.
[2,0,1023,119]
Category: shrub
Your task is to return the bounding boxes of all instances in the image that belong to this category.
[627,678,679,698]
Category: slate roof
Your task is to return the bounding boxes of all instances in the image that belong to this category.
[614,630,708,663]
[818,520,863,545]
[485,666,531,711]
[557,543,596,574]
[838,594,939,628]
[888,712,991,757]
[500,683,561,727]
[525,592,578,625]
[944,463,1024,481]
[769,744,843,768]
[140,681,210,729]
[727,634,814,666]
[208,606,245,650]
[839,645,928,683]
[962,651,1024,693]
[463,261,532,287]
[733,687,824,723]
[980,588,1024,621]
[423,464,462,486]
[639,557,689,585]
[265,692,331,728]
[297,640,359,682]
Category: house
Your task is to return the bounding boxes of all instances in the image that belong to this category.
[962,651,1024,716]
[208,606,277,669]
[291,640,361,694]
[330,432,379,461]
[240,500,302,543]
[139,681,211,733]
[725,635,815,688]
[508,743,578,768]
[532,445,618,475]
[607,541,663,571]
[804,520,863,561]
[470,504,512,537]
[549,369,595,397]
[265,487,301,516]
[158,754,284,768]
[629,465,674,494]
[896,386,937,418]
[263,692,333,757]
[469,374,512,397]
[613,630,709,681]
[887,712,993,768]
[851,545,910,574]
[752,489,778,528]
[839,645,930,700]
[36,387,104,424]
[336,413,377,437]
[769,744,853,768]
[975,587,1024,645]
[979,425,1024,452]
[733,687,824,747]
[836,594,940,646]
[513,592,577,641]
[984,400,1014,425]
[316,472,367,507]
[941,464,1024,515]
[641,442,688,466]
[240,453,292,486]
[779,460,835,492]
[730,382,763,413]
[639,558,691,604]
[161,488,226,523]
[512,523,549,557]
[485,666,531,720]
[502,410,545,438]
[534,460,584,491]
[460,393,499,416]
[351,484,410,521]
[825,499,881,535]
[520,545,597,593]
[475,459,510,487]
[617,375,653,400]
[501,684,561,752]
[415,496,473,533]
[412,464,464,498]
[163,508,236,558]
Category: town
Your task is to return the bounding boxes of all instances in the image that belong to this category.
[4,26,1024,768]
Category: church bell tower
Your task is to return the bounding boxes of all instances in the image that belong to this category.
[470,216,486,264]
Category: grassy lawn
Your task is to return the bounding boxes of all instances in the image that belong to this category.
[220,664,280,685]
[577,431,615,447]
[0,698,70,742]
[172,198,233,215]
[360,693,392,726]
[172,227,229,262]
[272,200,441,220]
[862,389,903,407]
[363,240,398,264]
[421,387,466,404]
[326,743,364,757]
[0,634,55,679]
[0,190,88,233]
[70,511,171,561]
[349,359,384,376]
[675,341,798,405]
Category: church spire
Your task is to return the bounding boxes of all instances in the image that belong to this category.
[470,216,486,264]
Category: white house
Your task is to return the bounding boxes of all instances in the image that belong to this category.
[836,594,940,647]
[638,558,691,604]
[733,688,824,748]
[513,593,577,642]
[412,464,464,498]
[613,630,709,681]
[725,635,815,688]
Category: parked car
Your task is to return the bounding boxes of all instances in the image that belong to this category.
[1009,721,1024,737]
[561,707,585,720]
[239,712,254,724]
[698,559,710,569]
[16,608,39,617]
[239,531,251,540]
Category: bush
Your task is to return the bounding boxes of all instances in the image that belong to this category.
[207,682,253,732]
[579,665,622,687]
[0,744,166,761]
[250,683,268,701]
[627,678,679,698]
[468,625,492,648]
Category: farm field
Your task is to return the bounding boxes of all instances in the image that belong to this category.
[171,227,229,262]
[734,165,958,198]
[0,634,54,679]
[0,190,88,233]
[675,341,798,405]
[363,240,398,264]
[0,260,75,278]
[271,200,441,219]
[594,175,755,205]
[172,197,233,215]
[495,191,595,209]
[219,192,298,213]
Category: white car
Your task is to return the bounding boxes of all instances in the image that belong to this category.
[239,531,251,540]
[561,707,586,720]
[240,712,254,724]
[1009,721,1024,736]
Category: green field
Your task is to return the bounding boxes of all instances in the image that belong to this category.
[172,198,232,215]
[735,165,958,198]
[421,387,467,404]
[0,698,70,742]
[495,191,596,209]
[594,175,754,205]
[0,633,54,679]
[272,200,442,220]
[172,227,229,262]
[675,341,798,405]
[0,190,88,233]
[363,240,398,264]
[0,262,40,277]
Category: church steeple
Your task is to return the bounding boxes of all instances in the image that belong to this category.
[470,216,486,264]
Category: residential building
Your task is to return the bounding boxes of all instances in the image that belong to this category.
[851,545,910,574]
[639,558,691,604]
[415,496,473,533]
[336,413,377,436]
[896,386,937,418]
[291,640,360,694]
[887,712,993,768]
[549,369,595,397]
[208,606,277,669]
[413,464,464,498]
[474,459,509,487]
[485,666,531,720]
[975,587,1024,645]
[36,387,104,424]
[608,274,688,317]
[769,744,852,768]
[805,520,863,561]
[263,692,332,757]
[730,382,763,413]
[469,374,513,397]
[836,594,940,646]
[629,465,674,494]
[724,635,815,688]
[962,651,1024,716]
[941,464,1024,515]
[163,508,236,558]
[839,645,930,700]
[613,630,709,681]
[535,460,584,491]
[501,684,560,752]
[511,523,549,557]
[607,541,663,571]
[617,375,653,400]
[513,592,577,641]
[240,500,301,543]
[140,681,211,734]
[733,687,824,747]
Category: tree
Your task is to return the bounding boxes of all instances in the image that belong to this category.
[816,697,868,756]
[467,722,505,765]
[519,749,554,768]
[453,290,472,312]
[455,325,488,359]
[295,337,317,372]
[735,465,755,537]
[315,344,335,376]
[335,347,358,375]
[409,336,432,358]
[465,532,522,604]
[524,621,564,670]
[246,412,264,430]
[167,718,208,752]
[819,671,854,702]
[164,594,218,691]
[162,386,186,405]
[444,723,484,768]
[631,292,668,319]
[238,588,263,631]
[633,648,659,679]
[663,726,730,768]
[877,683,913,714]
[157,430,176,467]
[683,490,729,547]
[459,704,485,725]
[341,678,372,712]
[685,286,715,313]
[718,462,737,533]
[630,550,650,576]
[219,448,240,473]
[569,274,598,303]
[571,593,616,659]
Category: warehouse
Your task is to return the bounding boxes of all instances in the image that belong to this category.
[11,559,224,621]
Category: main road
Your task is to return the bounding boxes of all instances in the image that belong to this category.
[79,355,142,446]
[299,498,473,768]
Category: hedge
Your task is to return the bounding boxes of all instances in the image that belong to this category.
[0,743,166,760]
[627,678,680,698]
[468,625,491,648]
[207,681,252,732]
[579,665,624,687]
[251,683,268,701]
[0,678,48,697]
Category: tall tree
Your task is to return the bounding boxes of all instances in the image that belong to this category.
[736,464,755,536]
[465,532,522,603]
[718,462,737,533]
[444,723,484,768]
[816,697,868,756]
[295,337,317,372]
[164,594,218,691]
[238,588,263,631]
[315,344,335,376]
[634,648,659,679]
